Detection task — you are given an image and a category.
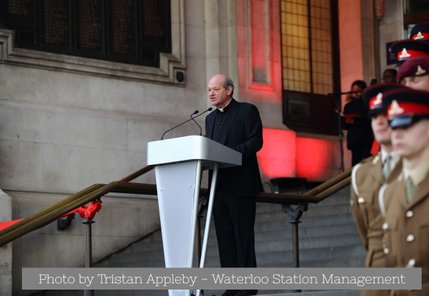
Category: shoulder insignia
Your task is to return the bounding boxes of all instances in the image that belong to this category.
[372,155,380,165]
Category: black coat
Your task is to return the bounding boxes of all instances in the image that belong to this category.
[343,98,374,150]
[205,99,263,197]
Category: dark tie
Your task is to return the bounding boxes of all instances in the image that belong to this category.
[383,155,392,179]
[406,176,415,201]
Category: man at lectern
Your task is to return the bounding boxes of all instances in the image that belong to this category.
[205,74,263,296]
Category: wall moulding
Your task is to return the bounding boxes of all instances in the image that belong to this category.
[236,0,282,104]
[0,0,185,84]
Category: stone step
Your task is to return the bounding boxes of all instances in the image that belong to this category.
[125,224,360,255]
[93,185,365,296]
[102,240,365,269]
[103,226,362,263]
[38,288,360,296]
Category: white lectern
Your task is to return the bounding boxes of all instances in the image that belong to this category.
[147,136,242,296]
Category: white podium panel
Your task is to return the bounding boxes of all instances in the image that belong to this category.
[147,136,242,296]
[155,161,200,268]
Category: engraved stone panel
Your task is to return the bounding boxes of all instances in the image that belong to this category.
[78,0,103,52]
[41,0,71,48]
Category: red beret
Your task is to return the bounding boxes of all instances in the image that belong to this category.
[397,57,429,82]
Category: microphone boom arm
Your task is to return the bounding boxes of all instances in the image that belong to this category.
[160,107,213,140]
[190,111,202,136]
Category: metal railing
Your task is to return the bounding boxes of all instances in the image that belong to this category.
[0,165,351,263]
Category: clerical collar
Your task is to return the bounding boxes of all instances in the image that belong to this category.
[217,98,232,112]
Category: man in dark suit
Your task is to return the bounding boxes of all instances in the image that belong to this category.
[342,80,374,166]
[205,74,263,296]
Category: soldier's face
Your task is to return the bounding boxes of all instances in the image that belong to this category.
[371,113,391,146]
[401,75,429,91]
[392,120,429,159]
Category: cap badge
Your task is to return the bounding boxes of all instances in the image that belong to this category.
[413,31,424,40]
[374,93,383,105]
[415,65,427,76]
[399,48,411,60]
[389,100,405,116]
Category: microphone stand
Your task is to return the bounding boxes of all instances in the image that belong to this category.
[328,90,360,96]
[161,113,196,140]
[330,93,345,173]
[190,111,203,136]
[329,84,373,171]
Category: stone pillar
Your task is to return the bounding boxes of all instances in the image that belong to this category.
[0,190,12,296]
[338,0,364,93]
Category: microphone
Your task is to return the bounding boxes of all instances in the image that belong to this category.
[160,107,213,140]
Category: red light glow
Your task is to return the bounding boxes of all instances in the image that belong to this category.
[257,128,296,179]
[296,137,339,180]
[257,129,340,182]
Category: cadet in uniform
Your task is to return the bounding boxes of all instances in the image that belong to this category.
[350,83,403,296]
[380,88,429,296]
[397,57,429,91]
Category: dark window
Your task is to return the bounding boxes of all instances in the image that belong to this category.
[403,0,429,31]
[0,0,171,67]
[280,0,340,135]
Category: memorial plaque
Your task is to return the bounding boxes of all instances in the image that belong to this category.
[7,0,35,24]
[3,0,37,45]
[0,0,173,67]
[41,0,71,47]
[78,0,103,51]
[141,0,171,52]
[143,1,164,38]
[110,0,136,56]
